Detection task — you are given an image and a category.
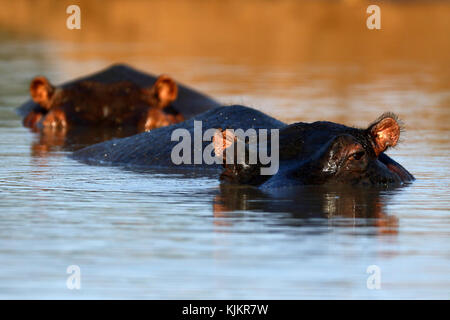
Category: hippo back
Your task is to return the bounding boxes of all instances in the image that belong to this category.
[72,105,285,169]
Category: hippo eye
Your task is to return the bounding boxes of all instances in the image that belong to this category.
[349,150,365,161]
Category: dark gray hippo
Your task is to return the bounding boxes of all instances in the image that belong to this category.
[72,105,414,188]
[72,105,285,168]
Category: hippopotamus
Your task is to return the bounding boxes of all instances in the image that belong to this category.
[18,64,219,132]
[72,105,414,188]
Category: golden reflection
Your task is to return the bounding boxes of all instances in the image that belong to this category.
[0,0,448,66]
[1,0,448,131]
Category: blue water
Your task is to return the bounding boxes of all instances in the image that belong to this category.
[0,41,449,299]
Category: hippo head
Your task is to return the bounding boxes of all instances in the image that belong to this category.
[213,113,414,188]
[25,74,179,129]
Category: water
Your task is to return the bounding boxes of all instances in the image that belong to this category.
[0,1,449,299]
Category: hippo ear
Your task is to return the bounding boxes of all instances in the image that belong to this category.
[212,129,268,185]
[213,129,235,162]
[153,75,178,108]
[368,114,400,156]
[30,77,54,108]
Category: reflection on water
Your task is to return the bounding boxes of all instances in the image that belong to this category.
[213,184,399,235]
[30,126,141,156]
[0,0,449,299]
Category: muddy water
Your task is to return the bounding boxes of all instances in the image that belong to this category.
[0,0,449,299]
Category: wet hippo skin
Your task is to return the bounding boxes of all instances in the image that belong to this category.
[72,105,285,168]
[72,105,414,188]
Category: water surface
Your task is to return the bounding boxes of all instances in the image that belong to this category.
[0,0,449,299]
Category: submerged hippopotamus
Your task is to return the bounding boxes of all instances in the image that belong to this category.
[72,105,414,188]
[18,64,219,132]
[213,111,414,187]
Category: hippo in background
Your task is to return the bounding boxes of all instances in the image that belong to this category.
[18,64,220,148]
[72,105,414,188]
